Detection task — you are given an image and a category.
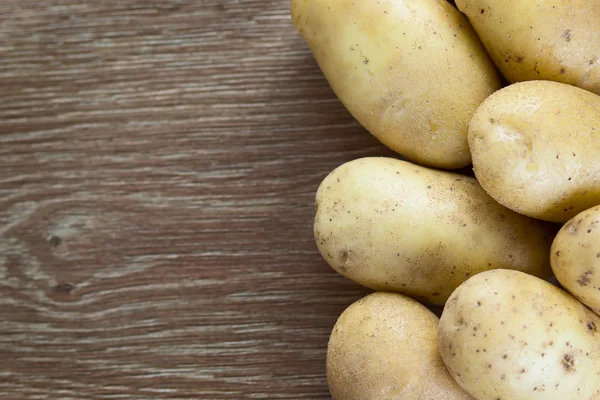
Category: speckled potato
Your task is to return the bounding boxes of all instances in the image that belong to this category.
[469,81,600,223]
[327,292,473,400]
[551,206,600,316]
[314,157,553,305]
[291,0,500,169]
[439,270,600,400]
[456,0,600,94]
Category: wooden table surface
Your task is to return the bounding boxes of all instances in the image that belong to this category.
[0,1,397,398]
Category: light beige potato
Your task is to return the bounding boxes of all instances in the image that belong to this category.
[291,0,500,169]
[314,157,553,305]
[552,205,600,316]
[439,269,600,400]
[469,81,600,223]
[456,0,600,94]
[328,292,473,400]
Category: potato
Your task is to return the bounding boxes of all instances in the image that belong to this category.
[551,205,600,316]
[314,157,553,305]
[455,0,600,95]
[439,270,600,400]
[469,80,600,223]
[291,0,500,169]
[327,292,473,400]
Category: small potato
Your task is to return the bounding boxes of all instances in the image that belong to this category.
[291,0,500,169]
[456,0,600,94]
[439,269,600,400]
[469,81,600,223]
[314,157,553,305]
[327,292,473,400]
[552,205,600,315]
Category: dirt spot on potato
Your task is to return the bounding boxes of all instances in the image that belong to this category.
[588,321,597,332]
[562,29,571,41]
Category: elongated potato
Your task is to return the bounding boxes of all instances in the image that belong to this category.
[328,292,473,400]
[439,270,600,400]
[314,157,553,305]
[469,81,600,223]
[456,0,600,94]
[551,205,600,316]
[291,0,500,169]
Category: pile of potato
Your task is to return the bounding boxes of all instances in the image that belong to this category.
[292,0,600,398]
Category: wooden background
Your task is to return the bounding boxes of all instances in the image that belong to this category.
[0,1,399,398]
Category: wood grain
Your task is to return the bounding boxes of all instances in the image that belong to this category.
[0,1,395,398]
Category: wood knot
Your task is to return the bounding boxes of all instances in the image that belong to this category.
[48,235,61,247]
[54,283,75,294]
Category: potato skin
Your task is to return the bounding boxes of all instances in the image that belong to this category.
[469,81,600,223]
[439,269,600,400]
[327,292,473,400]
[291,0,500,169]
[551,206,600,315]
[455,0,600,95]
[314,157,553,305]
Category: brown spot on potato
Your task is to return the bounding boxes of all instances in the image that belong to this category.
[566,220,580,234]
[339,250,349,264]
[563,354,575,372]
[587,321,597,332]
[562,29,571,41]
[577,274,591,287]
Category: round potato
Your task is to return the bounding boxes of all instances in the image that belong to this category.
[439,269,600,400]
[455,0,600,94]
[328,292,473,400]
[314,157,553,305]
[469,80,600,223]
[551,205,600,315]
[291,0,500,169]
